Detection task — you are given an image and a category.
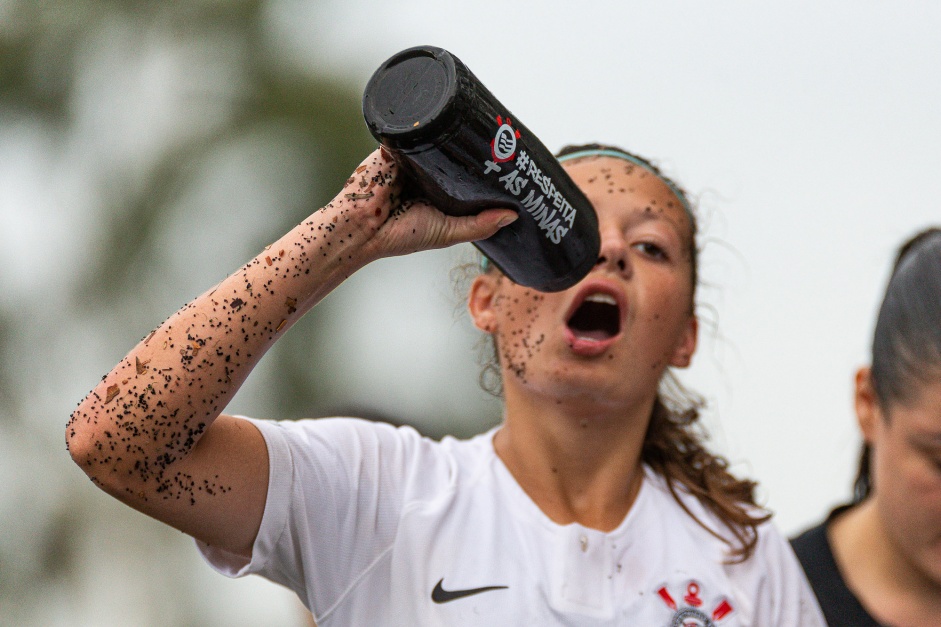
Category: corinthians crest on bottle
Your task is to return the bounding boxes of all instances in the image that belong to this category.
[362,45,600,292]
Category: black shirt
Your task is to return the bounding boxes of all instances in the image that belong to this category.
[790,508,884,627]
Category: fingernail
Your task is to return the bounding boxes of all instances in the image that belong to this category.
[497,213,519,228]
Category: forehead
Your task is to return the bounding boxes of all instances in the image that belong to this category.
[563,156,691,232]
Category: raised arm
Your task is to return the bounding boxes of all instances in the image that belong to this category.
[66,148,517,557]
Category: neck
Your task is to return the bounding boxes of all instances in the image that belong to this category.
[494,382,654,531]
[830,498,941,624]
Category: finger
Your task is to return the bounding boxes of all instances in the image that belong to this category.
[437,208,519,246]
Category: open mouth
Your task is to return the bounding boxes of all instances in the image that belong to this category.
[566,293,621,341]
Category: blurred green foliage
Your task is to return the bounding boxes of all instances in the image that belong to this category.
[0,1,385,622]
[5,0,381,417]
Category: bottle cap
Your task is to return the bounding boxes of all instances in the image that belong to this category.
[363,46,460,150]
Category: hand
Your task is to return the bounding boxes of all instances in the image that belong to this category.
[328,148,518,264]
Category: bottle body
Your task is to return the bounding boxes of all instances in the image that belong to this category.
[362,45,599,292]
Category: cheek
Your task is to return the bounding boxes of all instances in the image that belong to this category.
[877,445,941,525]
[641,276,693,333]
[492,289,547,330]
[492,289,550,381]
[905,460,941,507]
[885,488,941,563]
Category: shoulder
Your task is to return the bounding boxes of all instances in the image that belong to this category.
[638,469,827,624]
[788,506,883,625]
[640,467,802,568]
[790,504,857,581]
[790,518,830,572]
[249,416,423,463]
[251,415,415,443]
[249,416,495,490]
[640,468,767,539]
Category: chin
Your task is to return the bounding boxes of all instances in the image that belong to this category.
[536,370,637,408]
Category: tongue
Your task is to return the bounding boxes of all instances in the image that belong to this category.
[573,329,612,342]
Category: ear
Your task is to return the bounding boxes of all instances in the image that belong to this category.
[669,315,698,368]
[854,366,883,444]
[468,273,500,333]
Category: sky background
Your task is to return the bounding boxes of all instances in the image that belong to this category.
[3,1,940,624]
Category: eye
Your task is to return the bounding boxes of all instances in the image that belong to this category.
[632,241,668,260]
[910,438,941,474]
[915,447,941,475]
[926,455,941,478]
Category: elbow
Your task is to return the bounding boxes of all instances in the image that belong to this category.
[65,405,111,481]
[65,410,129,500]
[66,407,95,472]
[66,405,155,507]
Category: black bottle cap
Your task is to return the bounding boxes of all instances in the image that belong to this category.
[363,46,460,150]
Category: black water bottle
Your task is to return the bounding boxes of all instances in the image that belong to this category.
[362,45,600,292]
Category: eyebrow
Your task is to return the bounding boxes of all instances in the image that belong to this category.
[624,207,689,235]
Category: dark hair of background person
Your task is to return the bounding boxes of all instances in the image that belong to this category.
[853,227,941,502]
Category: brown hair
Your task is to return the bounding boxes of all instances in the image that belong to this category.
[470,143,769,562]
[643,380,769,562]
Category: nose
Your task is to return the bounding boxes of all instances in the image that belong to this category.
[595,226,630,276]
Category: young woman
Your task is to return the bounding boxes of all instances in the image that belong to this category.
[792,227,941,626]
[68,143,824,625]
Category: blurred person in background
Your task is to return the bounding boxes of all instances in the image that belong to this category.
[792,227,941,626]
[67,143,824,625]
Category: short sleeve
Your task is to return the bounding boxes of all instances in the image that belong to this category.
[196,417,432,616]
[747,523,828,626]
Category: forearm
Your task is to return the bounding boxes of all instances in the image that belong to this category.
[66,153,393,488]
[65,147,515,540]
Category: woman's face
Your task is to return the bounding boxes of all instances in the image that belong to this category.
[858,370,941,585]
[469,156,698,411]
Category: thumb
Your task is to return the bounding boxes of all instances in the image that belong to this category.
[446,208,519,244]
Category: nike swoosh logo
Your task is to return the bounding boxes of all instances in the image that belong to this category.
[431,578,508,604]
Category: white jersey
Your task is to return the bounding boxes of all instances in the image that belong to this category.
[198,418,825,626]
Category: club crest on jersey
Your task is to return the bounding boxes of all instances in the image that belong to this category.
[656,581,734,626]
[490,115,520,163]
